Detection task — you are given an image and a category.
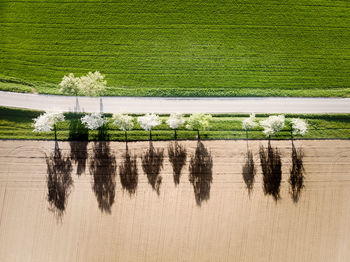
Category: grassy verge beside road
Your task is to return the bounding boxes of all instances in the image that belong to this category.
[1,107,350,141]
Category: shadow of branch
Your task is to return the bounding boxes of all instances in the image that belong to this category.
[259,141,282,201]
[46,142,73,220]
[119,143,138,196]
[289,144,305,203]
[168,141,187,186]
[189,141,213,206]
[242,150,256,197]
[141,142,164,195]
[89,140,116,214]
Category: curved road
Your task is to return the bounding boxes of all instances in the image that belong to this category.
[1,91,350,114]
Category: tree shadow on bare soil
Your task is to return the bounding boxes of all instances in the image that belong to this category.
[289,143,305,203]
[68,118,88,176]
[141,142,164,195]
[89,128,116,214]
[242,150,256,197]
[259,141,282,201]
[168,141,187,186]
[119,143,138,196]
[46,141,73,220]
[189,141,213,206]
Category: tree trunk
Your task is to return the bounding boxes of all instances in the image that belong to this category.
[125,131,128,142]
[149,130,152,141]
[197,130,200,140]
[174,129,177,140]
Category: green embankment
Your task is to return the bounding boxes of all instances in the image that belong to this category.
[1,107,350,141]
[0,0,350,97]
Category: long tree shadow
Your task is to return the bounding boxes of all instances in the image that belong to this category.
[289,143,305,203]
[89,128,116,213]
[189,141,213,206]
[168,141,187,186]
[69,117,89,176]
[119,143,138,196]
[46,141,73,219]
[259,141,282,201]
[242,150,256,196]
[141,142,164,195]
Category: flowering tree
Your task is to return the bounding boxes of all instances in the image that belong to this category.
[79,71,107,113]
[59,73,81,112]
[186,113,212,139]
[166,113,185,140]
[59,73,79,95]
[33,111,65,140]
[290,118,308,137]
[242,113,258,140]
[81,113,108,130]
[137,113,161,140]
[112,113,134,141]
[259,115,285,138]
[242,113,258,131]
[78,71,107,97]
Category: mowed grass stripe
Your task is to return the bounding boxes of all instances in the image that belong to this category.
[0,0,350,96]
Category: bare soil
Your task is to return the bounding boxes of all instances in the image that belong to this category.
[0,140,349,262]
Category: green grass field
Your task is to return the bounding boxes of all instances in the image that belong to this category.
[1,0,350,97]
[1,106,350,141]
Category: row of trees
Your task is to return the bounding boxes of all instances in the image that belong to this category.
[242,113,308,138]
[33,111,308,140]
[33,112,213,140]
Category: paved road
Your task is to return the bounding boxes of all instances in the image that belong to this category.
[1,91,350,114]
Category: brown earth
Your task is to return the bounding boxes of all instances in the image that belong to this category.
[0,140,350,262]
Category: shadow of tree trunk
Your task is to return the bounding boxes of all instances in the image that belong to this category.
[189,141,213,206]
[89,140,116,213]
[46,142,73,220]
[99,97,103,113]
[289,143,305,203]
[119,143,138,196]
[69,117,88,175]
[141,141,164,195]
[242,150,256,196]
[96,124,109,141]
[74,96,81,113]
[259,141,282,201]
[168,141,187,186]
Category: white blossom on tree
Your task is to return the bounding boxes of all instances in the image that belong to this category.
[33,111,65,132]
[186,113,212,131]
[166,113,185,129]
[259,115,285,137]
[137,113,161,131]
[290,118,308,136]
[112,113,134,131]
[59,73,79,95]
[242,113,258,130]
[78,71,107,97]
[81,113,108,130]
